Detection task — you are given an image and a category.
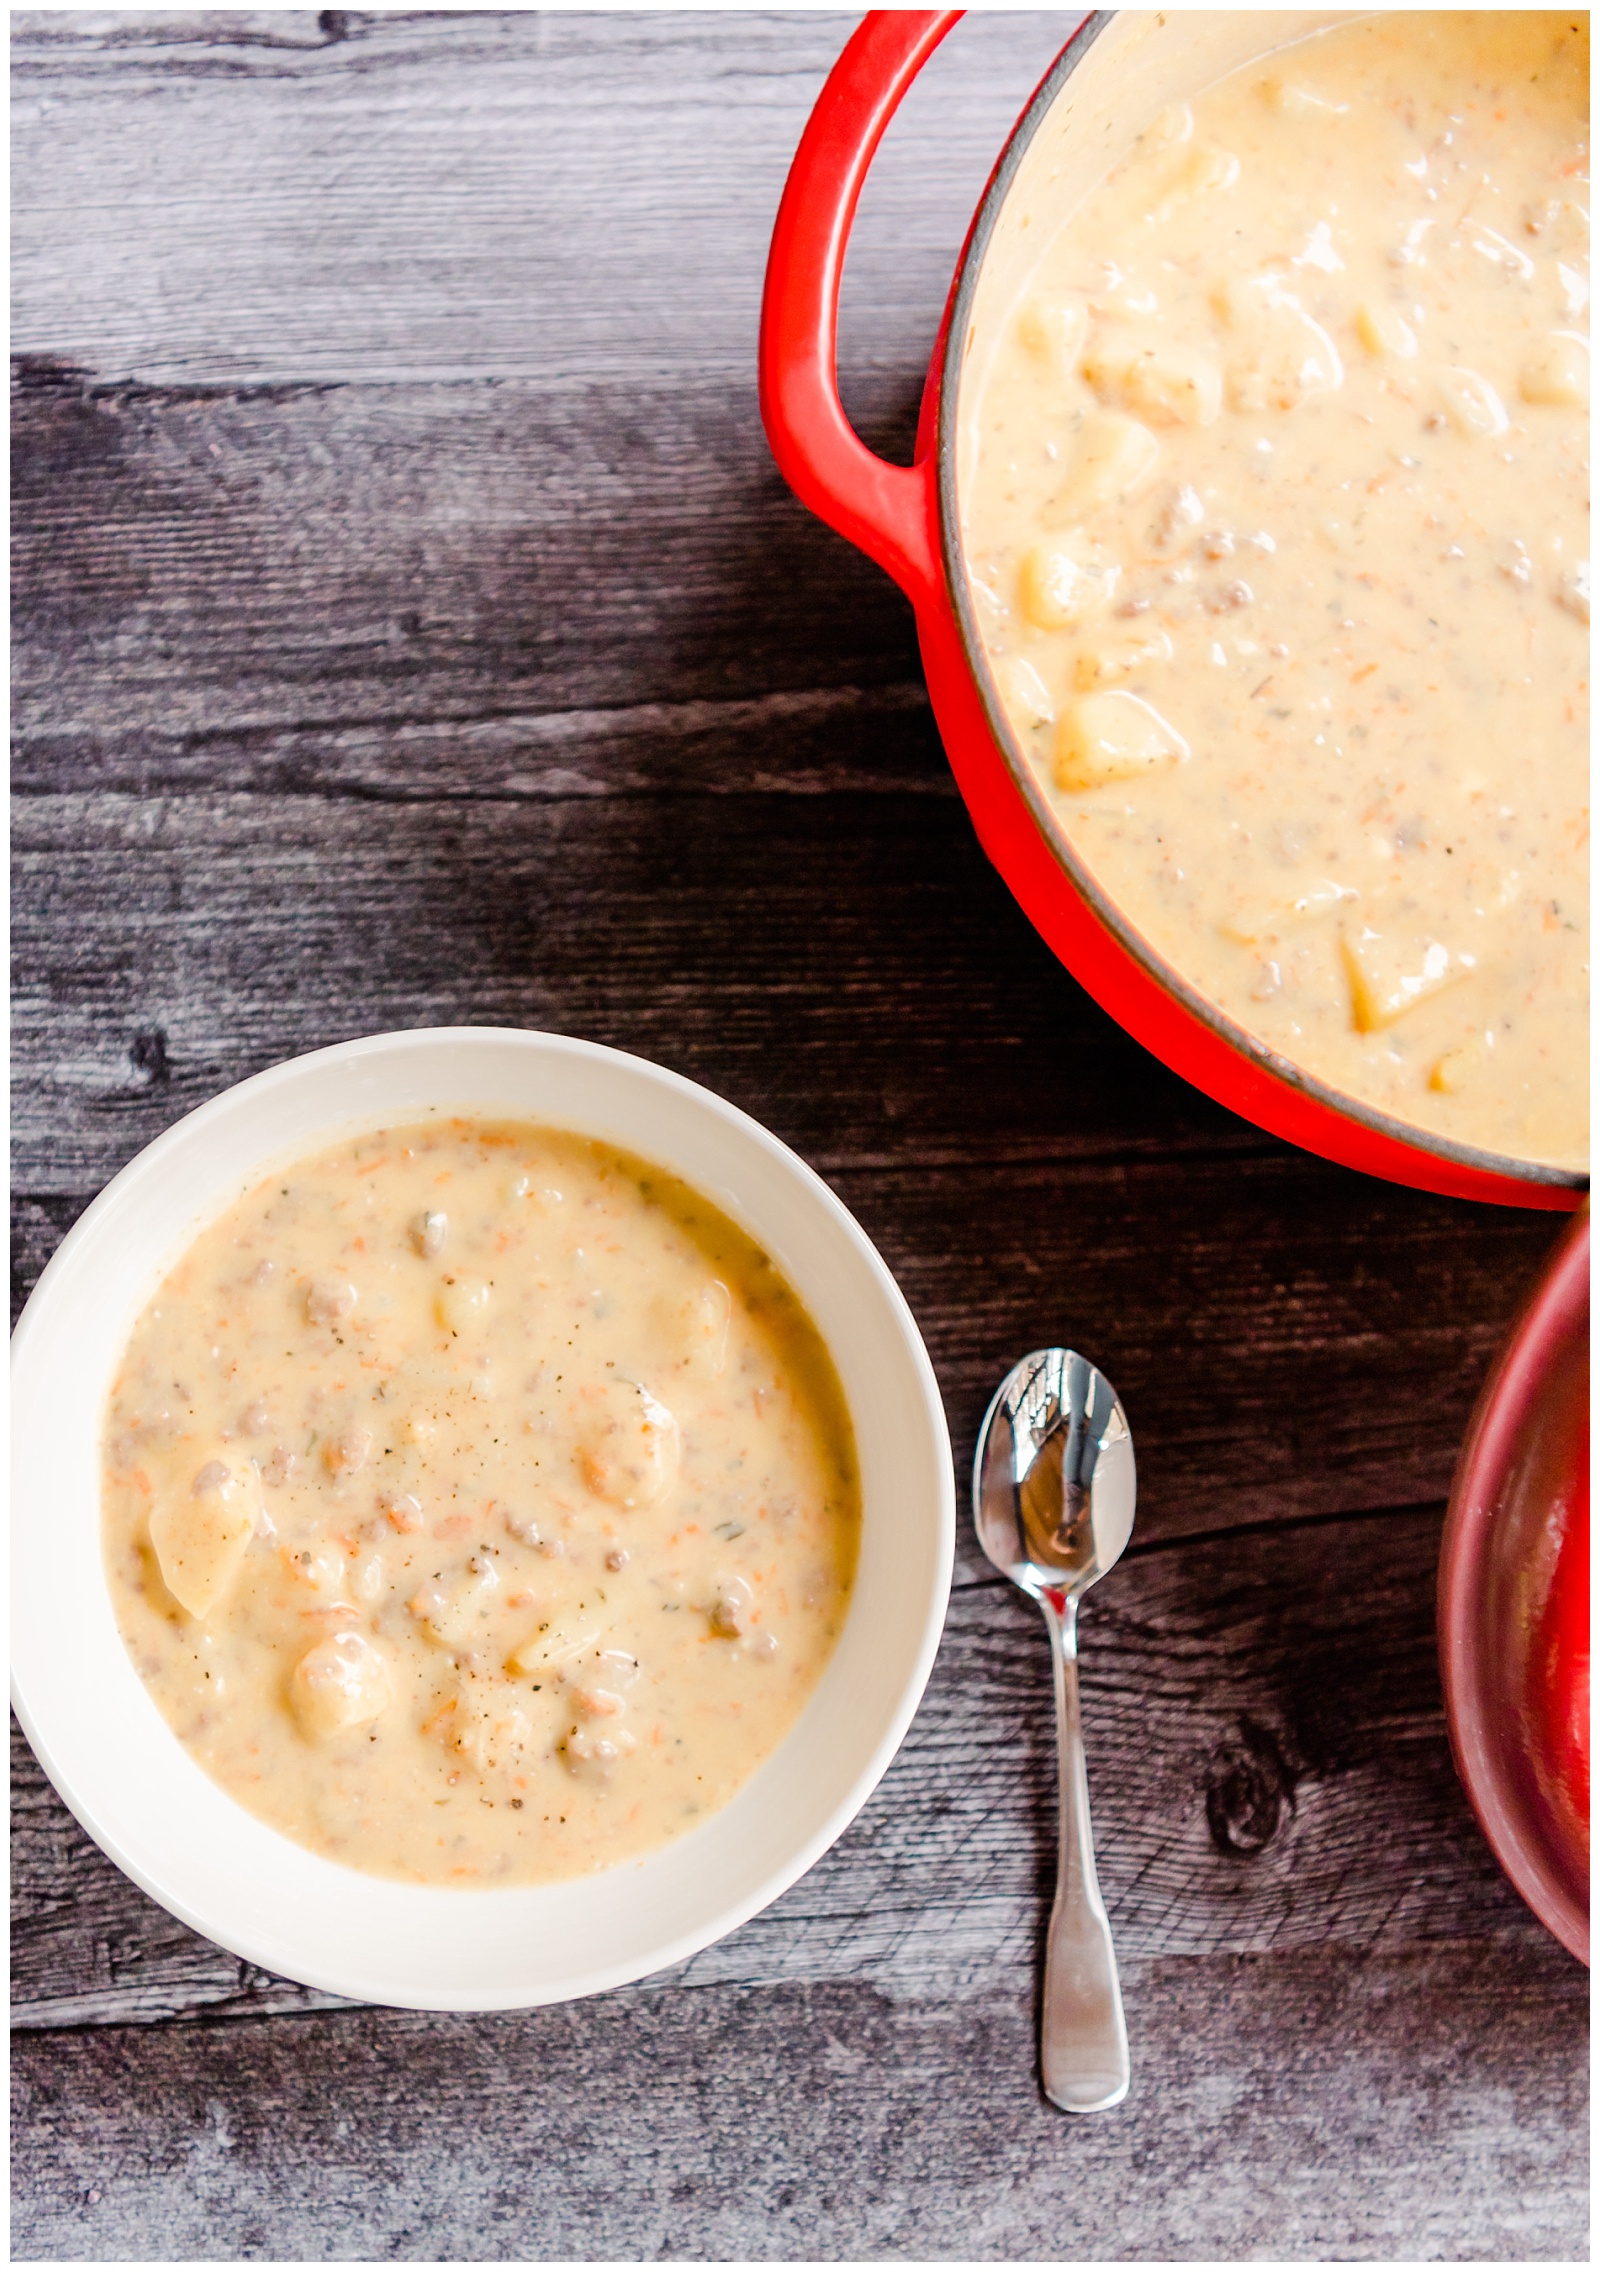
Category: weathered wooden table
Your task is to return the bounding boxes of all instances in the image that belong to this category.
[11,12,1589,2260]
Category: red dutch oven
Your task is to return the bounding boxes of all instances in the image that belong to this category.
[1440,1206,1590,1961]
[760,9,1588,1212]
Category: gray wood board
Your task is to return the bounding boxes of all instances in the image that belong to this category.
[13,5,1080,783]
[11,1944,1589,2263]
[11,7,1587,2262]
[11,368,946,780]
[12,11,1081,393]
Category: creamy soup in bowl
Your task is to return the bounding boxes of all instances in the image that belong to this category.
[103,1117,861,1888]
[11,1029,953,2008]
[959,10,1589,1173]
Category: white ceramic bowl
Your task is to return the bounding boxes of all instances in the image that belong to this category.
[11,1027,954,2009]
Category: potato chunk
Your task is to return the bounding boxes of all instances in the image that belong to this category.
[1053,692,1189,791]
[1434,366,1509,438]
[1017,539,1116,631]
[1072,625,1175,691]
[507,1622,613,1679]
[1153,142,1240,219]
[659,1277,731,1376]
[1428,1037,1487,1095]
[150,1454,261,1618]
[1082,335,1222,428]
[1050,413,1161,522]
[1215,275,1343,410]
[282,1539,348,1596]
[289,1631,392,1743]
[1016,296,1088,379]
[436,1682,533,1770]
[1557,563,1591,625]
[1339,922,1476,1032]
[408,1556,500,1649]
[576,1378,678,1509]
[565,1646,640,1718]
[435,1274,492,1334]
[1519,335,1589,408]
[995,654,1056,728]
[1354,302,1417,360]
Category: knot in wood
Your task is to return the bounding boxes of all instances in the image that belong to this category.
[1204,1716,1296,1857]
[129,1028,171,1087]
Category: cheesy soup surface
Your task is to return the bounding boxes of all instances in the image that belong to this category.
[102,1120,860,1887]
[963,11,1589,1169]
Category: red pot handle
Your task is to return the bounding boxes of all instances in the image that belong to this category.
[760,10,961,610]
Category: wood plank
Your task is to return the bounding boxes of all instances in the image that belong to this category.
[11,1941,1587,2261]
[8,784,1257,1190]
[12,371,939,784]
[12,11,1081,393]
[13,1505,1563,2030]
[13,11,1082,789]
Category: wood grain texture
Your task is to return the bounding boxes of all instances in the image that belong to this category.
[13,7,1081,788]
[11,369,940,783]
[11,8,1587,2259]
[12,10,1080,392]
[12,1948,1588,2262]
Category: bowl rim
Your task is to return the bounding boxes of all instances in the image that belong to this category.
[933,8,1585,1198]
[11,1025,956,2009]
[1438,1206,1590,1964]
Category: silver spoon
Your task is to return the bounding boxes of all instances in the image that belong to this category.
[973,1346,1135,2113]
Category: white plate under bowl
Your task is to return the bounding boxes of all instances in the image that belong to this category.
[11,1027,955,2010]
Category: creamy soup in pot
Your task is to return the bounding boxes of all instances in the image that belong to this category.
[962,11,1589,1170]
[102,1119,860,1887]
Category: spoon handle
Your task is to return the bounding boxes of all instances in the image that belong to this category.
[1039,1590,1129,2112]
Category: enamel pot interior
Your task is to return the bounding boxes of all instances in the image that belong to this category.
[930,9,1585,1204]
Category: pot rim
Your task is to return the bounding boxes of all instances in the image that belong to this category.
[934,9,1584,1195]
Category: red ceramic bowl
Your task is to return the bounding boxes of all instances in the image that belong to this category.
[760,10,1588,1212]
[1440,1209,1590,1962]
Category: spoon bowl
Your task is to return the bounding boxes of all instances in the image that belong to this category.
[976,1346,1136,1596]
[974,1346,1136,2113]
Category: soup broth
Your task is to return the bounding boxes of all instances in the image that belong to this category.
[102,1119,860,1887]
[962,11,1589,1169]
